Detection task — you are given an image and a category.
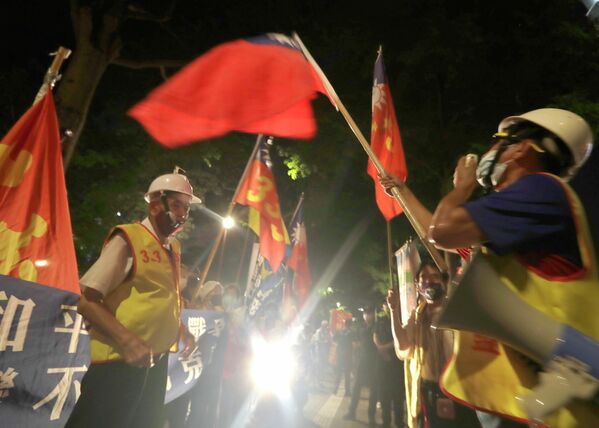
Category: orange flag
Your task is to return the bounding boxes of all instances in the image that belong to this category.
[367,49,408,220]
[235,136,289,272]
[0,89,79,294]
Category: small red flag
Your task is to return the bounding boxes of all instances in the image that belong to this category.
[129,33,329,146]
[367,49,408,221]
[0,90,79,294]
[235,136,289,272]
[287,197,311,307]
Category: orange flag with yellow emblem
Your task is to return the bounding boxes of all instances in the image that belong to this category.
[235,136,289,272]
[0,89,79,293]
[367,48,407,221]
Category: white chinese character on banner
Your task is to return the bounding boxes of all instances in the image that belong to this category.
[0,291,36,351]
[187,316,206,339]
[0,367,18,399]
[180,349,203,384]
[32,365,87,421]
[54,305,88,353]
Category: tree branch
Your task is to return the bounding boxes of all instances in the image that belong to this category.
[125,0,177,23]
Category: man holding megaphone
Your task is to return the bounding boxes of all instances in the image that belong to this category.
[382,108,599,427]
[427,108,599,427]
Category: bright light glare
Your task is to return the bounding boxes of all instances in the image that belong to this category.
[34,259,49,267]
[250,335,296,396]
[222,216,235,229]
[336,301,341,308]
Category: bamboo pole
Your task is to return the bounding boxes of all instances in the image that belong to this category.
[34,47,72,104]
[292,33,447,273]
[197,135,265,287]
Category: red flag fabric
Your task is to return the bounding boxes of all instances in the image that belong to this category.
[287,197,311,307]
[129,33,329,146]
[235,136,289,272]
[367,49,408,221]
[0,89,79,294]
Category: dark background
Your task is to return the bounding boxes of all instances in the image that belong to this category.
[3,0,599,314]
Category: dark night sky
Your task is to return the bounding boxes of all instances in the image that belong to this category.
[3,1,599,311]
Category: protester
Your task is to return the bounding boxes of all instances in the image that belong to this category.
[332,318,353,396]
[387,260,479,428]
[383,108,599,427]
[427,108,599,427]
[194,280,224,311]
[219,284,251,428]
[374,303,406,428]
[344,306,379,426]
[66,169,200,428]
[311,319,332,387]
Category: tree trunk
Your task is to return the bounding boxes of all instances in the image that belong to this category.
[56,5,121,171]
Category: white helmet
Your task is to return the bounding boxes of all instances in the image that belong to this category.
[144,167,202,204]
[498,108,593,180]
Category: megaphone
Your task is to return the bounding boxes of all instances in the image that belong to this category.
[432,253,599,421]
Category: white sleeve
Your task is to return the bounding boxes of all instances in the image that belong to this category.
[80,233,133,297]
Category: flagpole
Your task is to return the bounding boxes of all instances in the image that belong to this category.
[290,192,305,224]
[292,33,447,273]
[197,135,264,287]
[33,47,72,104]
[234,226,251,285]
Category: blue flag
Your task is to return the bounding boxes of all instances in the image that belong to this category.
[0,274,89,426]
[245,255,287,321]
[165,309,227,404]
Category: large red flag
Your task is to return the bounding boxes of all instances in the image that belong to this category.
[287,196,311,307]
[0,89,87,425]
[0,89,79,294]
[235,136,289,272]
[367,49,408,221]
[129,33,331,147]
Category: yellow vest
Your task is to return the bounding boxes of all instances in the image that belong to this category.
[441,174,599,427]
[90,223,182,363]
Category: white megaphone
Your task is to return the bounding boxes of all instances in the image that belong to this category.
[432,253,599,422]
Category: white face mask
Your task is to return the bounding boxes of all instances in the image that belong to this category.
[475,149,510,188]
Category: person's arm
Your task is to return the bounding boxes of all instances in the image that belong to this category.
[429,155,485,249]
[387,287,415,360]
[373,332,395,351]
[78,288,154,367]
[379,174,434,230]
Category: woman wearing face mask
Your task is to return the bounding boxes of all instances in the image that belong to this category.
[387,260,480,428]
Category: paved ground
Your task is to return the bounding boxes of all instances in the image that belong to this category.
[298,374,405,428]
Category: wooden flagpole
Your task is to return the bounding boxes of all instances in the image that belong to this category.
[34,47,72,104]
[292,33,447,273]
[196,135,265,288]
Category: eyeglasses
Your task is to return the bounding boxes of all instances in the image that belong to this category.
[491,132,546,153]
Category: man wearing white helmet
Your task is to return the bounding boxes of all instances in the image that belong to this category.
[67,168,201,428]
[426,108,599,427]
